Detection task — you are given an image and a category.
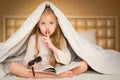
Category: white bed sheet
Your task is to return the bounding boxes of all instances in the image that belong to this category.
[1,71,120,80]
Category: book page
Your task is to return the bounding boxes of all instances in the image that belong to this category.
[29,64,56,73]
[55,61,81,75]
[28,61,81,75]
[38,64,54,71]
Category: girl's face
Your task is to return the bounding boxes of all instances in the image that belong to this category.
[38,14,57,37]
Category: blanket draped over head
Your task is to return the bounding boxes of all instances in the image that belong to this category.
[0,1,120,76]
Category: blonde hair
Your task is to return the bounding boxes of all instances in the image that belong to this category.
[34,6,64,67]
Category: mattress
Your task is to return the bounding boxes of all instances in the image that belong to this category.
[1,71,120,80]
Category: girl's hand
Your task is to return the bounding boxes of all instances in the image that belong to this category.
[42,36,55,49]
[33,62,39,70]
[41,35,58,53]
[41,34,55,50]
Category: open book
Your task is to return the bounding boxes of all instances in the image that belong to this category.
[29,61,81,75]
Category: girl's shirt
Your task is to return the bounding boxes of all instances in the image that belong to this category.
[23,34,71,66]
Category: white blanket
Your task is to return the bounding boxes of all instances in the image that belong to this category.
[0,1,120,77]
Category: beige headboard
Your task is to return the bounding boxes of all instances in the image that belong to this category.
[3,16,118,50]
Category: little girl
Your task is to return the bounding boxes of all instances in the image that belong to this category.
[8,6,88,78]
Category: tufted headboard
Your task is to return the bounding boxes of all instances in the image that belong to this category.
[3,16,118,50]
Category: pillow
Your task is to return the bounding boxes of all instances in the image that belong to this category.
[77,30,96,44]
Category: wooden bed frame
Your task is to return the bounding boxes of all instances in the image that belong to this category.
[3,16,118,50]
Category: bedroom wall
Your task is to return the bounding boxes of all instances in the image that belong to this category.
[0,0,120,51]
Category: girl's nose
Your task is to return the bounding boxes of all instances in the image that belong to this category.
[46,25,50,29]
[46,28,49,31]
[46,24,49,29]
[47,27,49,29]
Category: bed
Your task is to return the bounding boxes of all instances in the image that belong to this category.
[1,16,120,80]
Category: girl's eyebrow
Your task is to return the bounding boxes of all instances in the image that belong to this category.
[39,21,45,23]
[40,20,55,22]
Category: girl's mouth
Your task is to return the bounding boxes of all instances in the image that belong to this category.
[45,30,50,36]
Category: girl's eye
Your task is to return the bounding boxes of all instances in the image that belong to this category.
[50,22,53,24]
[41,22,45,25]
